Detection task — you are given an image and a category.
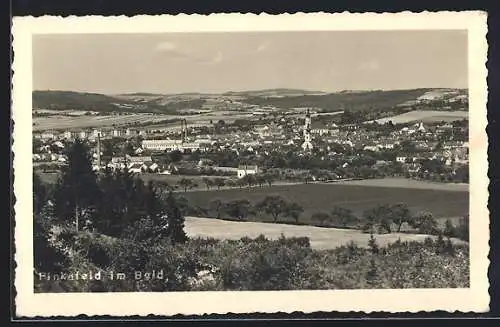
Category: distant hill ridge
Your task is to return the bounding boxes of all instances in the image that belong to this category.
[242,88,434,112]
[33,90,129,112]
[114,88,327,97]
[223,88,328,97]
[32,90,205,113]
[33,88,467,113]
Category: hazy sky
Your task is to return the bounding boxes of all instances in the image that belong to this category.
[33,31,468,94]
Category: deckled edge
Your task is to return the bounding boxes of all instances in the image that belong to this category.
[11,11,490,318]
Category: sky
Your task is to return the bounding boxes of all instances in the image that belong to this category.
[32,30,468,94]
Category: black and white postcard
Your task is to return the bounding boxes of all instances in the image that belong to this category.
[12,12,489,316]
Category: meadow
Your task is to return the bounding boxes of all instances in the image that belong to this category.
[330,177,468,192]
[33,110,253,131]
[37,172,469,220]
[33,113,175,131]
[184,217,467,250]
[182,182,469,220]
[372,110,468,124]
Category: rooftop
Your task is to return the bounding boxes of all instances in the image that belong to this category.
[238,165,258,170]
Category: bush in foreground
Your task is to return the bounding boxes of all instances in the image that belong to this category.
[34,233,469,292]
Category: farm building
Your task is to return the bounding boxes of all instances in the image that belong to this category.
[112,129,123,137]
[125,128,138,136]
[363,144,379,152]
[63,131,75,139]
[40,131,59,140]
[111,156,125,164]
[378,142,396,150]
[78,131,88,139]
[128,163,143,174]
[126,155,152,164]
[142,139,183,151]
[139,162,159,173]
[180,142,203,152]
[396,156,418,163]
[141,139,206,152]
[310,121,330,136]
[237,165,259,179]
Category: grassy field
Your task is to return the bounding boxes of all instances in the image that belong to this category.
[330,177,468,192]
[182,182,468,220]
[33,111,253,131]
[37,172,468,219]
[33,113,175,131]
[372,110,468,124]
[184,217,467,250]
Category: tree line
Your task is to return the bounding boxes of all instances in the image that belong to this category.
[207,196,304,223]
[35,138,188,243]
[188,198,468,241]
[151,173,277,194]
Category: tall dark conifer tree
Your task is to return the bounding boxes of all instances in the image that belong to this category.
[131,176,147,217]
[53,138,100,232]
[143,180,163,223]
[94,167,120,235]
[33,173,68,275]
[33,172,47,214]
[118,169,138,225]
[164,192,188,245]
[95,168,141,237]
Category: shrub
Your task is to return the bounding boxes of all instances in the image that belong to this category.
[276,234,311,248]
[35,223,469,291]
[311,212,330,226]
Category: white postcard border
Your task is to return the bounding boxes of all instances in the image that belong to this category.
[12,12,489,316]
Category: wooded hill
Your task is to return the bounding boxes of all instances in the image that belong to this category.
[33,88,466,114]
[242,89,436,112]
[32,90,205,114]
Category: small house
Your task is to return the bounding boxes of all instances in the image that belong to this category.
[310,121,330,136]
[237,165,259,179]
[363,145,379,152]
[128,163,143,174]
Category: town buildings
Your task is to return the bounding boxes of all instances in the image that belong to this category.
[141,139,183,151]
[32,102,469,184]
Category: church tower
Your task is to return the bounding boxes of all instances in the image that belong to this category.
[181,119,188,143]
[96,131,102,168]
[301,109,313,151]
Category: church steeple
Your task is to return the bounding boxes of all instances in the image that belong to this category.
[301,109,313,151]
[96,131,101,168]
